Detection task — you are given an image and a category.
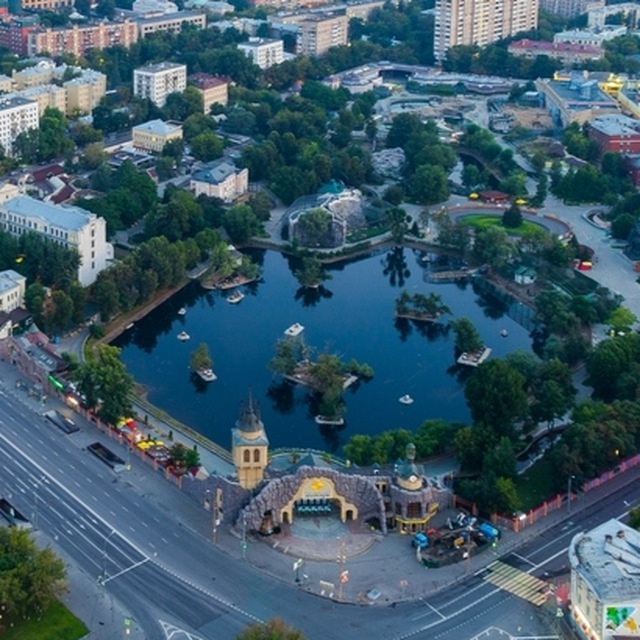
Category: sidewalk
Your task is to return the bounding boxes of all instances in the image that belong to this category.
[4,351,640,612]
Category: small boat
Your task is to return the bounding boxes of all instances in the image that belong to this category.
[227,291,245,304]
[399,394,414,405]
[178,307,187,316]
[285,322,305,337]
[500,329,508,337]
[197,368,217,382]
[314,415,345,426]
[125,322,134,330]
[177,331,190,341]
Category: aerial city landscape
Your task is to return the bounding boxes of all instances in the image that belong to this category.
[3,0,640,638]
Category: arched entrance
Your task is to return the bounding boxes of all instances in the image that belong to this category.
[281,476,358,524]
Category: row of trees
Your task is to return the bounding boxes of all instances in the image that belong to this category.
[343,419,464,466]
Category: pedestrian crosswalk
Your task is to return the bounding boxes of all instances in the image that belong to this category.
[483,561,551,606]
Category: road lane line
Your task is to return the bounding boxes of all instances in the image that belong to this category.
[103,557,149,584]
[512,552,536,567]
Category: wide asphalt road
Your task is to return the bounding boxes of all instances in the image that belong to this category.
[1,386,639,640]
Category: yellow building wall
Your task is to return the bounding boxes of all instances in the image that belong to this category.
[280,476,358,523]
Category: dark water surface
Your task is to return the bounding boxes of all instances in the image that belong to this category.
[113,248,532,452]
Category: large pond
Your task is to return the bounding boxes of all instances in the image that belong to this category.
[113,248,532,453]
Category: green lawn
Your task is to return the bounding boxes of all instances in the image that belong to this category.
[2,600,88,640]
[459,215,541,236]
[515,456,561,512]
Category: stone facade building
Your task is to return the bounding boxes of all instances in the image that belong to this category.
[183,401,452,540]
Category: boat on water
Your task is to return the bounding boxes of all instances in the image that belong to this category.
[227,291,245,304]
[284,322,305,337]
[399,394,414,405]
[177,331,190,341]
[500,329,508,337]
[314,415,345,426]
[178,307,187,316]
[125,322,134,330]
[196,368,217,382]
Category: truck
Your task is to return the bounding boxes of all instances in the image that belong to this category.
[412,532,429,549]
[478,522,501,542]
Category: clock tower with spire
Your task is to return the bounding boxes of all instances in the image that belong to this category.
[231,392,269,490]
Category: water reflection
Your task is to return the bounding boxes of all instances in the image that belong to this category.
[381,247,411,287]
[114,249,533,452]
[267,380,296,414]
[294,285,333,307]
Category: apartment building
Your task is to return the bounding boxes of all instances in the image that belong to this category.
[20,0,72,10]
[134,62,187,108]
[137,11,206,36]
[0,269,26,313]
[65,69,107,115]
[433,0,539,63]
[11,84,66,115]
[0,16,39,56]
[0,96,38,157]
[190,159,248,203]
[188,73,229,113]
[0,195,112,286]
[238,37,284,69]
[295,14,348,56]
[132,119,183,153]
[540,0,600,17]
[28,20,138,57]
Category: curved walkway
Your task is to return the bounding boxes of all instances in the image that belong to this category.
[448,203,572,239]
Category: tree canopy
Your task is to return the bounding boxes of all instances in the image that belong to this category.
[0,527,67,622]
[74,344,134,424]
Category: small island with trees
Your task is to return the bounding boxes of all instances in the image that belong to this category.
[190,343,216,382]
[395,290,451,323]
[269,336,374,423]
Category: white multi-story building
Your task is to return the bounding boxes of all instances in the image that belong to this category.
[569,519,640,640]
[0,196,113,286]
[433,0,539,63]
[0,269,26,313]
[133,62,187,108]
[190,159,248,203]
[0,96,39,158]
[554,26,627,47]
[238,38,284,69]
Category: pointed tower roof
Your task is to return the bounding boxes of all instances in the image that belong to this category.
[232,390,269,446]
[236,390,264,434]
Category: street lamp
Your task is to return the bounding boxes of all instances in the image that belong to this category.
[241,512,247,561]
[204,490,218,544]
[101,530,116,584]
[567,475,576,514]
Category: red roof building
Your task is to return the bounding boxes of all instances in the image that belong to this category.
[479,190,510,204]
[588,115,640,154]
[508,39,603,64]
